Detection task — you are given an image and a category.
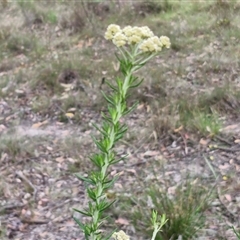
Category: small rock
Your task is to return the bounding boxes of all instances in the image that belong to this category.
[24,193,31,199]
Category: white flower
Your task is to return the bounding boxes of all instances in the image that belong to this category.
[105,24,170,52]
[123,26,143,44]
[112,230,130,240]
[123,26,155,45]
[128,34,142,44]
[132,26,143,37]
[112,32,127,47]
[122,25,133,37]
[150,36,163,51]
[105,24,121,40]
[139,26,154,38]
[159,36,171,48]
[139,37,162,53]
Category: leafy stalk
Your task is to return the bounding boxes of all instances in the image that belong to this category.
[74,55,141,240]
[74,24,170,240]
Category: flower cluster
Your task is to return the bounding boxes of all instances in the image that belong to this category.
[112,230,130,240]
[105,24,170,53]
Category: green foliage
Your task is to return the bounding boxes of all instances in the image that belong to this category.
[132,179,213,240]
[17,0,35,9]
[176,88,226,137]
[0,134,38,161]
[35,67,61,93]
[5,32,45,59]
[6,34,35,53]
[232,226,240,239]
[191,111,222,136]
[73,52,143,240]
[44,10,58,24]
[73,24,170,239]
[31,95,51,113]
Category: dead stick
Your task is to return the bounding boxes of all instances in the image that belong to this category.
[16,171,38,201]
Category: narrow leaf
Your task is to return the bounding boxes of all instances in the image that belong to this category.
[105,80,118,92]
[101,91,115,106]
[129,78,144,88]
[75,174,94,185]
[123,101,138,116]
[92,123,107,137]
[73,208,92,217]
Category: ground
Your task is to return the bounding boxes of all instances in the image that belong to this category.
[0,1,240,240]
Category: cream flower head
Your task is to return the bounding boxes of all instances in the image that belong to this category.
[123,26,142,44]
[139,38,160,53]
[127,34,142,45]
[150,36,163,51]
[112,230,130,240]
[139,26,154,38]
[122,25,133,37]
[105,24,171,52]
[105,24,121,40]
[159,36,171,48]
[112,32,128,47]
[122,26,154,45]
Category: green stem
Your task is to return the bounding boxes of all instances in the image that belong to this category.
[151,230,158,240]
[88,65,135,239]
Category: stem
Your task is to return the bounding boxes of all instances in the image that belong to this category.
[151,230,158,240]
[133,52,156,66]
[87,61,136,240]
[74,24,171,240]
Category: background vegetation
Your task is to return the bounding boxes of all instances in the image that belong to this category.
[0,1,240,239]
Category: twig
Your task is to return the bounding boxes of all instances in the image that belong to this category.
[21,218,49,224]
[214,135,233,146]
[42,198,72,211]
[210,146,240,152]
[16,170,38,201]
[0,203,25,213]
[217,186,238,222]
[80,1,102,37]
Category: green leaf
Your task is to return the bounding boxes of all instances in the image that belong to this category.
[116,77,123,89]
[114,134,124,142]
[115,52,125,65]
[92,123,108,138]
[133,65,144,72]
[105,80,118,92]
[99,199,116,213]
[101,91,115,106]
[115,125,128,141]
[123,101,138,116]
[111,154,128,164]
[101,112,113,123]
[118,124,128,133]
[87,188,97,201]
[92,136,108,153]
[108,106,117,120]
[73,217,95,240]
[129,78,144,89]
[104,228,118,240]
[103,175,119,189]
[75,173,95,185]
[129,75,138,84]
[73,216,86,231]
[90,154,104,168]
[232,226,240,238]
[73,208,92,217]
